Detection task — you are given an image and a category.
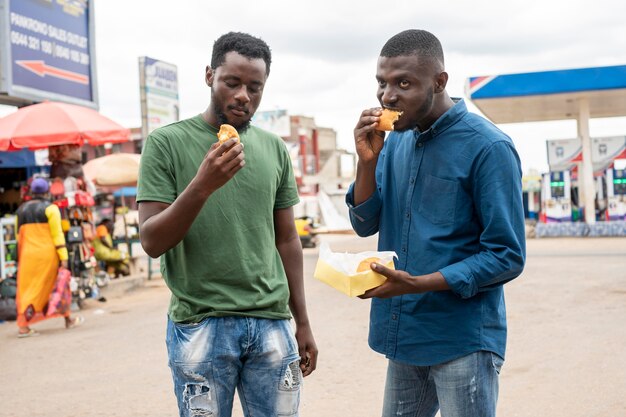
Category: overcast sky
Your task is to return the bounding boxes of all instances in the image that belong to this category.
[3,0,626,173]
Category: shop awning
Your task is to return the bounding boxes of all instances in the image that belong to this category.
[0,149,45,168]
[113,186,137,197]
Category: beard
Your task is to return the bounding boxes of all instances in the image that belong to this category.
[395,88,435,133]
[211,93,252,132]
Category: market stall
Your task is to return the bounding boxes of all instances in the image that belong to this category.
[0,101,131,309]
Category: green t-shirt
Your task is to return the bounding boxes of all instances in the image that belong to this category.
[137,115,299,323]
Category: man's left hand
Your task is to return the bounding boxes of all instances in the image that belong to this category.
[295,324,318,377]
[359,263,418,299]
[359,264,450,299]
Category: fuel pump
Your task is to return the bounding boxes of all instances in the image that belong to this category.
[606,168,626,220]
[541,170,572,222]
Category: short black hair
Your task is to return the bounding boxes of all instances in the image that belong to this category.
[98,218,112,226]
[211,32,272,75]
[380,29,444,67]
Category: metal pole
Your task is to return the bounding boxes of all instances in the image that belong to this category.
[578,98,595,225]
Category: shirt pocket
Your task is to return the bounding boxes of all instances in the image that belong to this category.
[418,175,458,225]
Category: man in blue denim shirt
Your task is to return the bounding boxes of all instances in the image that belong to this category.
[346,30,525,417]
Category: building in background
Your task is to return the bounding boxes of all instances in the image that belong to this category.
[254,110,355,229]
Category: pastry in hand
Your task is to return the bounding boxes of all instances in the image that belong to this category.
[218,124,240,144]
[377,108,403,131]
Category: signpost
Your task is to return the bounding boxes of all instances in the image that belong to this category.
[138,56,179,143]
[0,0,98,108]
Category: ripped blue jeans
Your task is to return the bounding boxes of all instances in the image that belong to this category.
[166,316,302,417]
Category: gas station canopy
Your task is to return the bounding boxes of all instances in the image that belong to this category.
[466,65,626,123]
[465,64,626,224]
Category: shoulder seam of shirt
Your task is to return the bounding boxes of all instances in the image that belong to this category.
[275,196,300,209]
[473,140,518,178]
[458,113,513,145]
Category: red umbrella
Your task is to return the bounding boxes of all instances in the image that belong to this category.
[0,101,131,151]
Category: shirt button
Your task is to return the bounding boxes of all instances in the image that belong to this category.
[417,143,423,148]
[406,212,410,218]
[410,178,415,184]
[392,314,398,320]
[402,247,406,252]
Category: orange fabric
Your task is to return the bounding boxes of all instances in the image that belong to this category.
[96,224,109,238]
[16,223,67,327]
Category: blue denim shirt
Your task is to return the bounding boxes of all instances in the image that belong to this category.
[346,100,526,366]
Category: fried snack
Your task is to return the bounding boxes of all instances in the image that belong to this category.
[377,108,403,131]
[357,256,381,273]
[218,124,240,144]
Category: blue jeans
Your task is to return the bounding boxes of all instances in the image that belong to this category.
[166,316,302,417]
[382,351,504,417]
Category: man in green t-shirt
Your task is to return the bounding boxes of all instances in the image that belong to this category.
[137,32,317,417]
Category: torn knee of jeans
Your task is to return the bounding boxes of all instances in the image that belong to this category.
[280,359,302,390]
[182,374,215,416]
[276,359,301,416]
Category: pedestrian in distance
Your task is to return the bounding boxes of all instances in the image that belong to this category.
[15,177,84,338]
[137,32,317,417]
[346,29,526,417]
[93,218,131,278]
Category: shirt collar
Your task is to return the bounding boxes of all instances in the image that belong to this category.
[414,99,467,141]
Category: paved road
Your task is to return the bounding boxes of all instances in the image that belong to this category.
[1,235,625,417]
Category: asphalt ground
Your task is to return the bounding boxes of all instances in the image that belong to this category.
[0,234,625,417]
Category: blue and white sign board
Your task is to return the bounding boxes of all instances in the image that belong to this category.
[592,136,626,168]
[547,138,581,172]
[547,136,626,173]
[253,109,291,138]
[138,56,179,138]
[0,0,98,108]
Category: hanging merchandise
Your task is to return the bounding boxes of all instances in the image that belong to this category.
[1,217,18,281]
[67,225,84,244]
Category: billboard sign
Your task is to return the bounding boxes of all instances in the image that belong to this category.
[546,138,581,172]
[138,56,179,139]
[591,136,626,169]
[547,136,626,173]
[253,109,291,138]
[0,0,98,108]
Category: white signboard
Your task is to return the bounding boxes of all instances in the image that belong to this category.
[253,109,291,137]
[138,57,179,139]
[547,136,626,173]
[591,136,626,168]
[546,138,581,172]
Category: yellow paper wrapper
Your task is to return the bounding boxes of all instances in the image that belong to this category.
[313,243,396,297]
